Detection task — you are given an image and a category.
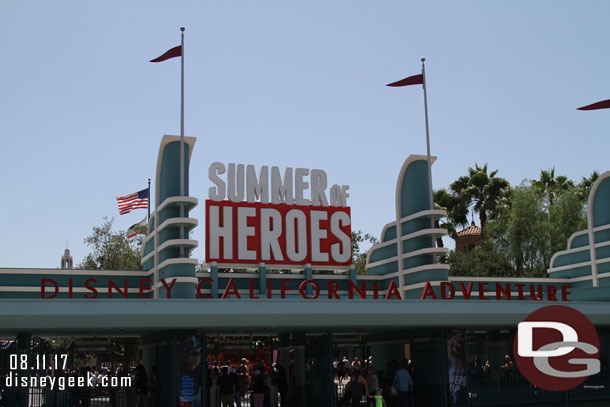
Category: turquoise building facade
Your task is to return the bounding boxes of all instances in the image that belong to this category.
[0,135,609,407]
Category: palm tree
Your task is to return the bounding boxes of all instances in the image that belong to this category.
[577,171,600,203]
[433,189,469,247]
[531,167,574,208]
[450,163,510,231]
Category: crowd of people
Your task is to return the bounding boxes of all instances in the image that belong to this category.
[209,359,288,407]
[335,357,414,407]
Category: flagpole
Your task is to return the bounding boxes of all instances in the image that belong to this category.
[179,27,186,257]
[421,58,435,248]
[180,27,185,198]
[147,178,151,224]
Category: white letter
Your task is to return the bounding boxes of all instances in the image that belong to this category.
[295,168,310,205]
[261,208,284,261]
[208,162,226,201]
[227,163,245,202]
[208,206,233,259]
[310,211,329,262]
[330,185,342,206]
[246,165,269,203]
[310,169,329,207]
[340,185,350,207]
[271,166,294,205]
[518,321,578,357]
[285,210,307,262]
[237,207,257,260]
[330,211,351,262]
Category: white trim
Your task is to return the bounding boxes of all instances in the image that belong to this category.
[156,239,198,252]
[1,286,143,293]
[156,217,198,234]
[142,250,155,265]
[207,263,351,272]
[548,245,589,271]
[399,209,446,224]
[157,258,199,271]
[157,196,198,213]
[401,263,450,276]
[401,247,449,260]
[400,228,448,241]
[451,276,570,283]
[152,276,199,289]
[586,171,610,287]
[567,230,588,250]
[401,280,442,291]
[366,256,399,270]
[0,268,153,276]
[548,260,591,274]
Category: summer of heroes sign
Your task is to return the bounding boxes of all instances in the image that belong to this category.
[205,163,352,268]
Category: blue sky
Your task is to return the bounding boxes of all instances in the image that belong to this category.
[2,1,609,268]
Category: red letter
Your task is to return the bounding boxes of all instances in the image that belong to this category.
[281,280,292,299]
[85,278,98,299]
[222,278,241,299]
[530,284,543,301]
[385,280,402,300]
[478,283,489,300]
[561,285,572,302]
[546,285,558,301]
[139,279,152,299]
[327,280,340,299]
[249,279,260,299]
[298,280,320,299]
[373,281,379,299]
[495,283,511,300]
[68,278,73,299]
[441,282,455,299]
[161,278,177,299]
[108,279,129,299]
[458,282,474,300]
[421,281,437,300]
[196,278,214,299]
[515,283,525,300]
[267,279,273,299]
[41,278,58,299]
[348,280,367,299]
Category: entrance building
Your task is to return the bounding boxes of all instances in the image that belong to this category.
[1,135,609,406]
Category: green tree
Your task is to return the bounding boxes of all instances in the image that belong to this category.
[80,217,145,270]
[531,167,574,208]
[446,238,512,277]
[450,163,510,231]
[577,171,600,203]
[434,188,469,247]
[485,185,585,277]
[352,230,378,275]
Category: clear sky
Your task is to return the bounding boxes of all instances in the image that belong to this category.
[2,1,609,269]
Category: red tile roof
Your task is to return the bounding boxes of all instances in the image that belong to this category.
[457,224,482,237]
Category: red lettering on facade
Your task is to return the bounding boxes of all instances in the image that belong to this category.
[40,278,58,299]
[222,278,241,299]
[441,282,455,299]
[421,281,437,300]
[196,278,214,299]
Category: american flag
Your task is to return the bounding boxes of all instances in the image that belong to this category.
[116,188,149,215]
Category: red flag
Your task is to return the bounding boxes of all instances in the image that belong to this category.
[150,45,181,63]
[577,99,610,111]
[386,74,423,87]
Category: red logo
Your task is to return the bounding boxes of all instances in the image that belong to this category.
[513,305,600,391]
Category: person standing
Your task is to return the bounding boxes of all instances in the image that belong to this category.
[393,361,413,407]
[217,366,236,407]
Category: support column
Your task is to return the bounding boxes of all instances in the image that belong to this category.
[16,333,31,407]
[201,333,208,407]
[305,265,313,297]
[294,332,307,407]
